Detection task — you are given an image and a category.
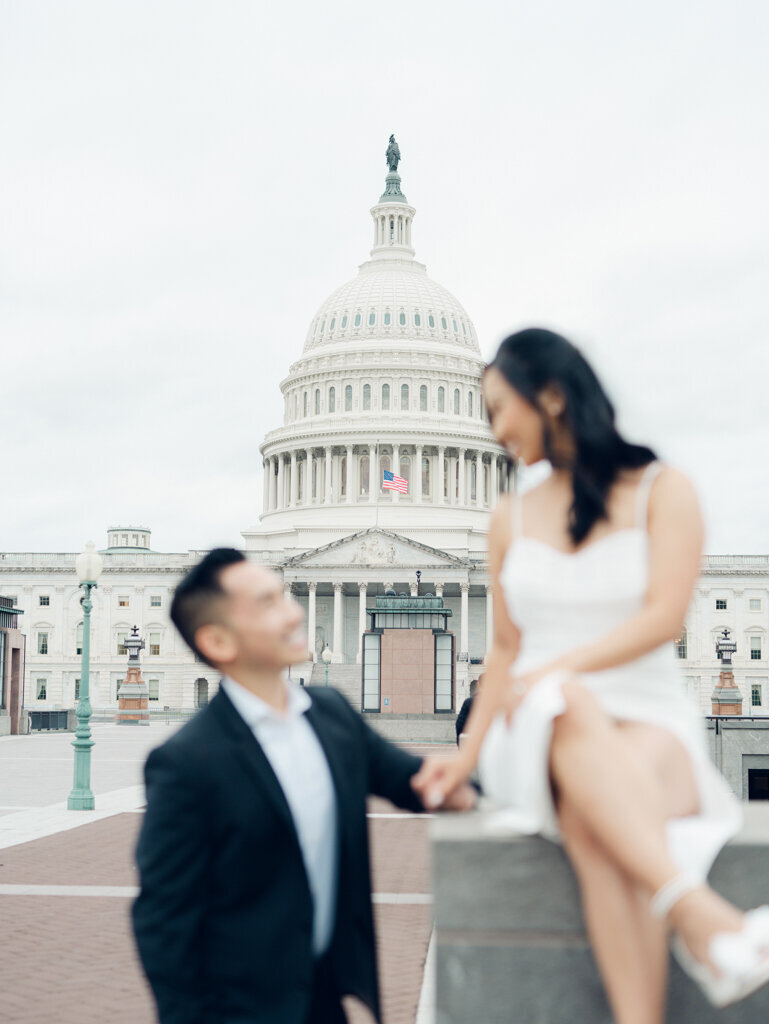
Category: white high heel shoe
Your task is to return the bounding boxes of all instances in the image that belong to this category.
[651,874,769,1007]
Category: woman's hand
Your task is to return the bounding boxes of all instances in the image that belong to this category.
[502,665,553,723]
[411,751,475,809]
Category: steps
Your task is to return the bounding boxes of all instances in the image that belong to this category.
[309,663,362,711]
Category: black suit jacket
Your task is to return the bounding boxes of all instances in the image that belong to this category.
[132,684,423,1024]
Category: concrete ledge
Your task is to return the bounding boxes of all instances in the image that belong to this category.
[365,713,456,743]
[431,804,769,1023]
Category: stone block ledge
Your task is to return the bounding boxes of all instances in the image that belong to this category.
[431,804,769,1024]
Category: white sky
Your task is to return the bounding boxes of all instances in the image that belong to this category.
[1,0,767,554]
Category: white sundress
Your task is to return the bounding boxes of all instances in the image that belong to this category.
[478,462,742,881]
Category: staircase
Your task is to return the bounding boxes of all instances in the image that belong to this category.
[309,663,362,711]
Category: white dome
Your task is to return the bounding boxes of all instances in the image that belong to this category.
[303,259,481,356]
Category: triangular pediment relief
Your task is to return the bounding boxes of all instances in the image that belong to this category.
[281,529,470,570]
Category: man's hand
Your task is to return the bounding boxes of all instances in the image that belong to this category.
[439,781,478,812]
[411,752,474,809]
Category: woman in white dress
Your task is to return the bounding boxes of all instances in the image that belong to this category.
[412,328,769,1022]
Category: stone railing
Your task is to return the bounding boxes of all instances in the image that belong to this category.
[431,805,769,1023]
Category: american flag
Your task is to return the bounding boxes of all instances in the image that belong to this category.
[382,470,408,494]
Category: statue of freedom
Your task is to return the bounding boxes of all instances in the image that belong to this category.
[386,134,401,173]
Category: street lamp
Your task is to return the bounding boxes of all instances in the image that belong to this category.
[415,570,421,596]
[68,541,103,810]
[321,645,332,686]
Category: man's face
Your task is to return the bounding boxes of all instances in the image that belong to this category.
[203,562,307,672]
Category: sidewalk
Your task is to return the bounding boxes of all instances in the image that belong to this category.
[0,724,448,1024]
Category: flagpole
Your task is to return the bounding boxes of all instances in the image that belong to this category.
[374,441,380,528]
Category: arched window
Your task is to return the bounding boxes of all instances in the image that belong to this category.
[675,629,688,659]
[470,461,477,501]
[419,385,428,411]
[399,311,406,325]
[401,384,409,410]
[368,311,376,326]
[341,315,348,328]
[467,391,473,417]
[345,385,352,411]
[340,456,347,498]
[312,458,318,499]
[443,457,449,499]
[390,217,394,241]
[422,456,430,498]
[303,391,308,417]
[480,395,485,420]
[428,314,435,328]
[359,454,369,496]
[441,316,448,330]
[453,319,458,332]
[414,313,421,327]
[354,312,361,327]
[453,388,460,415]
[298,461,305,501]
[363,384,371,410]
[400,455,411,493]
[484,463,490,504]
[314,389,320,415]
[437,386,445,412]
[381,383,390,410]
[379,453,391,493]
[320,320,325,333]
[328,386,335,413]
[330,318,335,331]
[384,311,391,325]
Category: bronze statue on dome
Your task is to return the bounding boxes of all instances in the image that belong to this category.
[386,134,401,173]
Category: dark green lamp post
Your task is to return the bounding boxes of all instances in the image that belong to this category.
[321,645,332,686]
[68,541,103,810]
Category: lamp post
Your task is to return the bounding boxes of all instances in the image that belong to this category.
[68,541,103,810]
[415,570,421,596]
[322,645,332,686]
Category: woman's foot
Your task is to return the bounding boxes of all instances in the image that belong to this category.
[668,887,744,969]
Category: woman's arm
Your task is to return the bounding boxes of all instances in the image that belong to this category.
[531,467,703,680]
[412,497,522,803]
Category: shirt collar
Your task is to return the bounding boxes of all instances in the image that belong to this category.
[221,675,311,730]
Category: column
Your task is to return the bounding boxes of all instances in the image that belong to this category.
[268,456,277,511]
[290,451,298,506]
[333,582,343,663]
[460,581,470,658]
[357,582,367,663]
[475,452,483,506]
[262,458,270,513]
[368,444,376,502]
[415,444,423,504]
[305,449,313,505]
[492,455,499,505]
[325,447,333,504]
[347,444,354,503]
[307,583,317,662]
[485,585,493,659]
[458,449,466,505]
[392,443,400,503]
[277,455,285,510]
[438,446,446,505]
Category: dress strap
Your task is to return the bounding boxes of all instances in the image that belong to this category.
[634,461,663,530]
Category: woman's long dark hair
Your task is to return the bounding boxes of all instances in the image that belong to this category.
[486,328,657,545]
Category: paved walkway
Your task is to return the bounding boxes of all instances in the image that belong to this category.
[0,723,452,1024]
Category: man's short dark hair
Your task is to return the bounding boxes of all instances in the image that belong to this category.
[170,548,246,666]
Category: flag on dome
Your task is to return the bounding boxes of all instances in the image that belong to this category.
[382,470,408,494]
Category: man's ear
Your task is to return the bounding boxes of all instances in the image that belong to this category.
[195,622,237,666]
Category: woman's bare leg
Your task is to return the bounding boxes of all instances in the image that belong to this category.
[550,681,744,964]
[560,801,668,1024]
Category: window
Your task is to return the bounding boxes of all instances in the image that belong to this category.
[303,391,308,417]
[118,595,129,608]
[76,622,83,656]
[419,385,428,411]
[148,679,160,702]
[341,315,348,328]
[467,391,473,417]
[74,678,80,701]
[328,386,335,413]
[401,384,409,409]
[751,637,762,661]
[363,384,371,410]
[345,385,352,411]
[384,311,391,325]
[400,455,411,492]
[329,318,335,331]
[453,319,458,332]
[359,454,369,496]
[414,313,421,326]
[470,461,477,501]
[150,595,161,608]
[37,632,49,655]
[716,598,727,610]
[428,314,435,328]
[340,455,347,498]
[117,632,128,656]
[381,383,390,410]
[150,633,161,657]
[298,461,305,502]
[453,389,460,415]
[422,456,430,498]
[752,684,763,707]
[314,389,320,415]
[675,629,687,659]
[379,454,391,493]
[362,633,381,712]
[437,386,445,412]
[354,313,361,327]
[750,599,762,611]
[39,595,50,606]
[399,311,406,325]
[441,316,448,329]
[36,678,47,700]
[435,633,454,712]
[368,311,375,326]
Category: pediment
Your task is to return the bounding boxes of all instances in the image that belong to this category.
[281,529,470,570]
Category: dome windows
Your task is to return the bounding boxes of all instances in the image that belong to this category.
[368,311,376,326]
[453,319,458,333]
[384,312,391,326]
[419,385,428,411]
[359,455,369,496]
[414,313,421,327]
[341,315,348,329]
[330,318,336,331]
[441,317,448,330]
[354,313,361,327]
[453,388,460,415]
[381,383,390,410]
[399,311,406,326]
[320,320,325,333]
[428,314,435,328]
[363,384,371,410]
[303,391,309,417]
[314,389,320,415]
[328,386,336,413]
[401,384,409,409]
[462,321,467,336]
[345,385,353,411]
[467,391,473,417]
[437,386,445,412]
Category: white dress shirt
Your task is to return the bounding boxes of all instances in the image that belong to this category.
[221,676,339,955]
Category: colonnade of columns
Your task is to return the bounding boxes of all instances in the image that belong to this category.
[263,445,511,514]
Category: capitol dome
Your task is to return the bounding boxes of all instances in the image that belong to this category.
[254,140,507,546]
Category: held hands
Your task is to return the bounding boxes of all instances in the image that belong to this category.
[411,753,477,811]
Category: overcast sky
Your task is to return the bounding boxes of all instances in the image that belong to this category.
[1,1,767,555]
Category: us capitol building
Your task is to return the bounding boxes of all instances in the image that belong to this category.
[1,142,768,725]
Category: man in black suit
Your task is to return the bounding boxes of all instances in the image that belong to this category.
[132,548,474,1024]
